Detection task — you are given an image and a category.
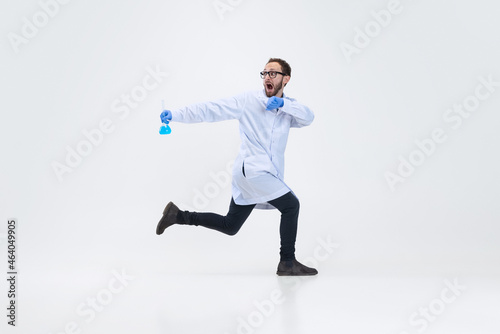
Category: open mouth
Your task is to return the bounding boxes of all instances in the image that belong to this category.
[266,83,273,90]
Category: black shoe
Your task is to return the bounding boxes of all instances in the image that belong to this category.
[156,202,182,235]
[276,259,318,276]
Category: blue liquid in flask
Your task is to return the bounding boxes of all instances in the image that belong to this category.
[159,123,171,135]
[159,100,171,135]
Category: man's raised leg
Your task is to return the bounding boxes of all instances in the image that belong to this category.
[156,198,255,236]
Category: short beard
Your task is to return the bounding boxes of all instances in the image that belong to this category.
[265,79,283,97]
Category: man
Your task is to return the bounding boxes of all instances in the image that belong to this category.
[157,58,317,276]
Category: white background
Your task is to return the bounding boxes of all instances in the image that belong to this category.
[1,0,499,333]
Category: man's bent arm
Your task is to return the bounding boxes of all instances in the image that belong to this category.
[281,99,315,128]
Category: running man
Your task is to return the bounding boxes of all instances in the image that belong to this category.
[157,58,317,276]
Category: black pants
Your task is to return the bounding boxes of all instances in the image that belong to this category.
[183,192,299,261]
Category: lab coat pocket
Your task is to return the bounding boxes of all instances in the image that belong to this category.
[242,154,277,179]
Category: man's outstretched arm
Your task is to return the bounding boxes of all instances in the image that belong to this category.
[167,93,247,124]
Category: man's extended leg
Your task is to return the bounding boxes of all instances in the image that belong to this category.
[156,198,255,236]
[268,192,318,276]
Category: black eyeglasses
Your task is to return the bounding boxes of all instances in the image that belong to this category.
[260,71,287,79]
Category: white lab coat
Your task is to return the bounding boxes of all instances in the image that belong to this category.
[171,89,314,209]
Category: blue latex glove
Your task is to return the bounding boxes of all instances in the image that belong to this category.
[160,110,172,124]
[265,96,284,110]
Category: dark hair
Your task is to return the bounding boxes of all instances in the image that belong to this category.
[267,58,291,77]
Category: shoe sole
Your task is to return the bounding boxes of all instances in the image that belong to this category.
[276,271,318,276]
